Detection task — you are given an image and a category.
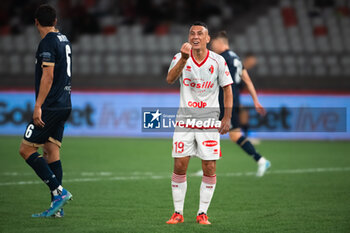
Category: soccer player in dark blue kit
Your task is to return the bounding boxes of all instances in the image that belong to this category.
[18,4,73,217]
[211,31,271,177]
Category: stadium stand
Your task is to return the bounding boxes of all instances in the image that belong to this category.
[0,0,349,90]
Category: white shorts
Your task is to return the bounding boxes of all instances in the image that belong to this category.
[172,127,221,160]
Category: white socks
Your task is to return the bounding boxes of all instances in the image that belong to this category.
[52,185,63,196]
[198,174,217,215]
[171,173,187,215]
[258,157,266,165]
[171,173,217,215]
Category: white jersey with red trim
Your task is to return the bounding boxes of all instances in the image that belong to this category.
[169,50,233,116]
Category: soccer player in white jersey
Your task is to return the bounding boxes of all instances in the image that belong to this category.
[165,22,233,225]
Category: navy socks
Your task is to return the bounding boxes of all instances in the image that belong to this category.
[236,136,262,162]
[26,152,60,191]
[49,160,63,185]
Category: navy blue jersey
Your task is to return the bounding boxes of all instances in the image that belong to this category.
[219,50,243,120]
[35,32,72,110]
[220,50,244,91]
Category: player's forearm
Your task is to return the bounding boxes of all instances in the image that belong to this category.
[35,72,53,107]
[242,69,259,103]
[166,58,187,84]
[222,85,233,119]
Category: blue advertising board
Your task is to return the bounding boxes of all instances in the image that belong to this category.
[0,91,349,140]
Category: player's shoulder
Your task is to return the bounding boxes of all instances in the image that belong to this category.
[41,32,70,46]
[171,52,181,61]
[208,50,226,65]
[227,50,241,61]
[42,32,57,43]
[208,50,221,59]
[39,32,56,49]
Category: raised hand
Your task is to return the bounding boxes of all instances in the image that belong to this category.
[180,42,192,60]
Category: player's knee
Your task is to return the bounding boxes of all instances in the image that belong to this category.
[174,165,187,175]
[229,130,242,142]
[202,162,216,176]
[19,147,25,157]
[19,144,29,159]
[42,151,49,160]
[174,161,188,174]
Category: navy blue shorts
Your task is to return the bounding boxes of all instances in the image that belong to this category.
[22,108,71,148]
[219,90,241,130]
[230,92,240,130]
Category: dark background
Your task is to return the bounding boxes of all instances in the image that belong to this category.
[0,0,349,91]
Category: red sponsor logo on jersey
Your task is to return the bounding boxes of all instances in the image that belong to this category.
[225,62,227,66]
[173,56,177,60]
[188,101,207,108]
[183,78,214,89]
[186,66,191,72]
[209,65,214,74]
[206,185,214,188]
[225,71,230,76]
[214,149,218,154]
[202,140,218,147]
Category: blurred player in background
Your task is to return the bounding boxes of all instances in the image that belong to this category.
[166,22,233,225]
[239,52,258,138]
[211,31,271,177]
[18,4,73,217]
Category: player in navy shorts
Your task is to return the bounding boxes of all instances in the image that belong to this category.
[19,4,73,217]
[211,31,271,177]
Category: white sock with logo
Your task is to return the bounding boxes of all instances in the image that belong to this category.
[171,173,187,215]
[198,174,217,215]
[52,185,63,196]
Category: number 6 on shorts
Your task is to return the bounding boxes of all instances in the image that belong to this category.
[25,124,34,138]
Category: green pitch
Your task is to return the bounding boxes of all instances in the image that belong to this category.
[0,136,349,233]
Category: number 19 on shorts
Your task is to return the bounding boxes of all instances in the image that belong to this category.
[174,141,184,153]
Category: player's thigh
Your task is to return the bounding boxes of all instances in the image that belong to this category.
[230,92,241,129]
[196,130,220,161]
[172,128,196,158]
[239,106,249,125]
[47,108,71,149]
[43,141,60,163]
[20,110,59,159]
[22,109,69,150]
[22,110,61,148]
[19,141,39,159]
[230,105,240,130]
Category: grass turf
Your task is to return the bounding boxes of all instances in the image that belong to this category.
[0,136,349,233]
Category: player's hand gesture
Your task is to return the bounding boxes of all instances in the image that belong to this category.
[254,101,266,116]
[180,42,192,60]
[33,105,45,128]
[219,116,230,135]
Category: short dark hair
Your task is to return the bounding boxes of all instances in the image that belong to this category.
[191,21,208,30]
[245,52,256,58]
[212,30,228,40]
[35,4,56,26]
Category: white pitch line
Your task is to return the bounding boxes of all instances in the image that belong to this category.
[0,167,350,186]
[223,167,350,177]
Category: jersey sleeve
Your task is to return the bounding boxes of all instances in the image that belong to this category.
[168,53,182,73]
[39,37,57,67]
[218,55,233,87]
